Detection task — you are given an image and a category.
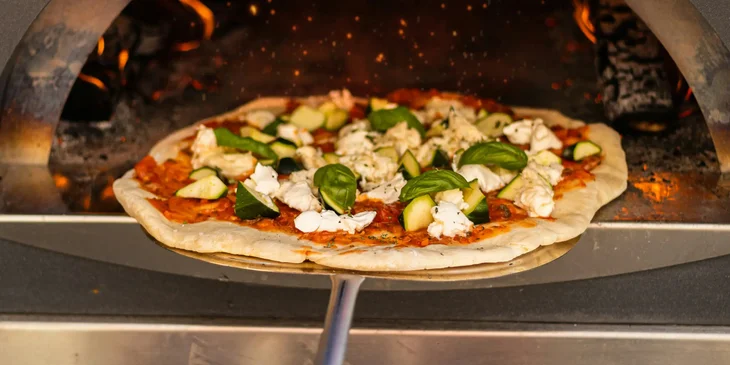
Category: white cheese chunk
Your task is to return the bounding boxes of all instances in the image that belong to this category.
[246,163,280,196]
[328,89,355,111]
[526,159,563,186]
[277,181,322,212]
[427,202,474,238]
[295,146,328,170]
[457,164,504,193]
[434,189,469,210]
[295,210,377,234]
[375,122,422,156]
[359,173,406,204]
[503,118,562,153]
[492,166,518,185]
[245,110,276,130]
[288,169,318,195]
[425,97,476,123]
[339,152,399,191]
[338,119,370,137]
[190,125,219,156]
[512,165,556,218]
[278,124,314,146]
[336,129,376,156]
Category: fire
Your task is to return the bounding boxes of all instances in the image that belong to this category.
[77,73,108,91]
[572,0,596,44]
[173,41,201,52]
[118,49,129,71]
[97,37,105,56]
[179,0,214,39]
[53,173,70,190]
[249,4,258,16]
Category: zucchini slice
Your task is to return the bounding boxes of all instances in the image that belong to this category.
[497,175,524,200]
[399,194,436,231]
[323,152,340,165]
[276,157,303,174]
[319,102,349,131]
[240,126,276,144]
[476,113,513,137]
[375,146,399,163]
[262,117,285,135]
[461,180,485,215]
[234,181,280,219]
[425,120,448,137]
[466,200,490,224]
[269,138,297,159]
[398,150,421,180]
[563,141,602,161]
[320,188,348,214]
[476,109,488,119]
[432,149,450,168]
[532,150,562,165]
[175,175,228,200]
[290,105,326,131]
[188,167,218,181]
[367,97,391,113]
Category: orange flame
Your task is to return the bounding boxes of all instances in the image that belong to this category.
[118,49,129,71]
[97,37,105,56]
[173,41,201,52]
[53,173,70,190]
[573,0,596,44]
[78,73,108,91]
[179,0,215,39]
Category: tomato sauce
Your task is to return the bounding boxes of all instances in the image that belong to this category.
[135,94,600,248]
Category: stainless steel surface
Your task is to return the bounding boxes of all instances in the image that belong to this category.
[4,318,730,365]
[627,0,730,178]
[315,275,364,365]
[0,0,129,164]
[1,217,729,290]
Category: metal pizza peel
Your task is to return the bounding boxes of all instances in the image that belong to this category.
[160,237,579,365]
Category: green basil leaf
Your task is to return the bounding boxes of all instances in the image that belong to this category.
[368,106,426,137]
[457,142,528,170]
[313,164,358,212]
[214,128,278,161]
[399,170,469,202]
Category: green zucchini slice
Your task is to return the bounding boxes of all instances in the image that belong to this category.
[563,141,602,161]
[188,167,218,181]
[375,146,399,163]
[175,175,228,200]
[290,105,326,131]
[497,175,524,200]
[475,112,513,137]
[399,194,436,231]
[398,150,421,180]
[269,138,297,159]
[234,181,280,219]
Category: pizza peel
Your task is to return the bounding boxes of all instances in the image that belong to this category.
[158,236,579,365]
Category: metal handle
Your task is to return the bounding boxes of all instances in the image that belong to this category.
[314,274,365,365]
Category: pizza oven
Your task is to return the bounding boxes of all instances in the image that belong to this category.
[2,1,730,364]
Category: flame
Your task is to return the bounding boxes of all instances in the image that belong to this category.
[97,37,105,56]
[179,0,214,39]
[101,177,115,201]
[118,49,129,71]
[78,73,108,91]
[249,4,258,16]
[173,41,201,52]
[572,0,596,44]
[53,173,70,190]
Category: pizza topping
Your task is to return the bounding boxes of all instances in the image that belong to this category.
[191,126,258,179]
[368,106,426,137]
[275,157,303,175]
[289,105,327,131]
[340,152,399,191]
[527,159,564,186]
[424,97,476,124]
[461,180,490,224]
[563,140,602,161]
[175,175,228,200]
[503,119,563,154]
[399,170,470,202]
[246,163,280,196]
[434,189,469,210]
[319,102,350,131]
[375,121,422,156]
[235,181,280,219]
[244,110,277,130]
[427,201,474,238]
[475,112,513,138]
[502,119,534,144]
[504,166,556,218]
[359,173,407,204]
[457,141,528,170]
[398,150,421,180]
[336,128,376,156]
[457,164,504,193]
[294,210,377,234]
[277,123,314,147]
[276,180,322,212]
[328,89,355,111]
[313,164,358,214]
[400,194,436,231]
[188,167,218,181]
[295,146,328,170]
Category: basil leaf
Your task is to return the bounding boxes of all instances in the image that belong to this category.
[399,170,469,202]
[214,128,278,161]
[313,164,358,212]
[368,106,426,137]
[457,142,528,170]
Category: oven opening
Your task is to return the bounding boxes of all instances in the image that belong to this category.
[1,0,720,217]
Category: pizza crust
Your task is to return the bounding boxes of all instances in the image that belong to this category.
[113,98,628,272]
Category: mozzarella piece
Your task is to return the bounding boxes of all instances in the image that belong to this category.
[427,202,474,238]
[277,181,321,212]
[294,211,323,233]
[338,119,370,137]
[514,184,554,218]
[457,164,504,193]
[492,166,518,185]
[295,210,377,234]
[190,126,219,157]
[328,89,355,110]
[434,189,469,210]
[190,127,258,178]
[376,122,422,156]
[425,97,476,123]
[245,110,276,130]
[359,173,406,204]
[503,119,562,153]
[526,159,563,186]
[295,146,327,170]
[278,124,314,146]
[339,152,399,191]
[246,163,280,196]
[336,129,376,156]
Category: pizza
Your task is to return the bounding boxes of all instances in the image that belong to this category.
[113,89,627,272]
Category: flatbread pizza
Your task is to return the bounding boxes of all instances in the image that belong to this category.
[113,89,627,271]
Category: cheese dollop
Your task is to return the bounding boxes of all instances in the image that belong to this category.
[294,210,377,234]
[427,202,474,238]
